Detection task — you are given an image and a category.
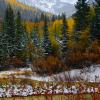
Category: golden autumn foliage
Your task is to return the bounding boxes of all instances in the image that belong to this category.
[24,18,75,48]
[6,0,38,12]
[67,18,75,33]
[25,21,35,33]
[25,18,75,34]
[52,19,62,36]
[52,18,75,34]
[25,21,44,36]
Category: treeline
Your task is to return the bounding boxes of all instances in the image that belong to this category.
[31,13,66,22]
[0,0,100,74]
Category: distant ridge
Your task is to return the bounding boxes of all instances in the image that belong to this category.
[0,0,50,21]
[17,0,76,17]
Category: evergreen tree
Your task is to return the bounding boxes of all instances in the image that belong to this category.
[61,14,68,58]
[34,14,39,23]
[3,5,15,57]
[0,32,4,63]
[31,25,44,59]
[57,14,62,20]
[42,15,53,57]
[91,0,100,41]
[51,15,56,22]
[31,25,39,48]
[75,0,90,31]
[40,13,45,21]
[15,11,27,57]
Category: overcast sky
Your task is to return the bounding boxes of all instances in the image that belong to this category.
[28,0,78,4]
[60,0,77,4]
[21,0,78,5]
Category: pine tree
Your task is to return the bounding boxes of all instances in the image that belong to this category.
[42,15,53,57]
[91,0,100,41]
[75,0,90,32]
[31,25,44,59]
[40,13,45,21]
[0,32,4,61]
[31,25,39,48]
[3,5,15,57]
[34,14,39,23]
[51,15,56,22]
[15,11,23,50]
[61,14,68,58]
[15,11,27,57]
[57,15,62,20]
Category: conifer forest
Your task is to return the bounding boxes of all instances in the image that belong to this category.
[0,0,100,99]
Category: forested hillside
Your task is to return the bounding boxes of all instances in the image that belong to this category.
[0,0,49,21]
[0,0,100,75]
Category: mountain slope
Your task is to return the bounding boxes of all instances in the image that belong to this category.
[88,0,95,4]
[17,0,76,17]
[0,0,45,21]
[6,0,38,12]
[0,0,6,17]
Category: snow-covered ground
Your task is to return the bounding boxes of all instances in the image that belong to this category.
[0,65,100,82]
[50,65,100,82]
[0,85,33,97]
[0,65,99,97]
[0,82,99,97]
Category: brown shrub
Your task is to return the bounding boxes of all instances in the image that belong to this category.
[33,56,65,74]
[66,41,100,68]
[6,57,24,67]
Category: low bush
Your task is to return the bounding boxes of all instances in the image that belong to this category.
[66,41,100,68]
[32,56,65,75]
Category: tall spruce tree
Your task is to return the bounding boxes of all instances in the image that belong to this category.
[51,15,56,22]
[61,14,68,58]
[15,11,27,58]
[3,5,15,57]
[32,25,39,48]
[42,15,53,57]
[0,32,4,63]
[91,0,100,41]
[40,13,45,21]
[31,24,44,59]
[75,0,90,31]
